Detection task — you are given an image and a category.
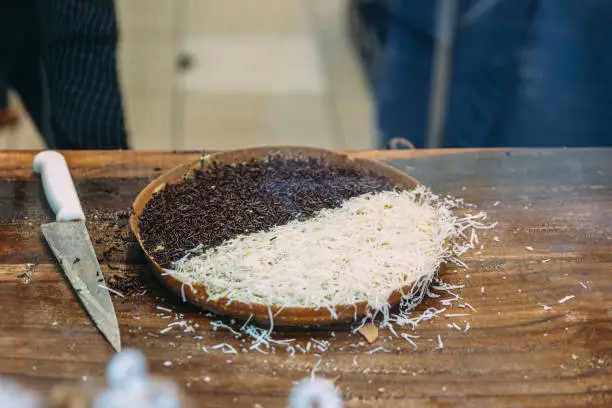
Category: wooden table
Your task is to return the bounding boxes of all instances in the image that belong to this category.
[0,149,611,407]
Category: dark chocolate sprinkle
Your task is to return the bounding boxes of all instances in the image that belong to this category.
[139,155,397,266]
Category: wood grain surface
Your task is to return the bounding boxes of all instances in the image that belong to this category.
[0,148,611,407]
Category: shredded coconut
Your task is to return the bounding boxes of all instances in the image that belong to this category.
[310,359,322,380]
[172,186,494,321]
[211,343,238,355]
[558,295,575,304]
[462,303,477,312]
[98,284,124,298]
[400,333,418,349]
[365,346,389,355]
[437,334,444,349]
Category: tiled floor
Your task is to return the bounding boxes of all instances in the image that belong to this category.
[0,0,374,151]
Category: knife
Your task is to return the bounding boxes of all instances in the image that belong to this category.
[33,151,121,352]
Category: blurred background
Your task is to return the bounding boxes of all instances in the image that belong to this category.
[0,0,374,150]
[3,1,611,151]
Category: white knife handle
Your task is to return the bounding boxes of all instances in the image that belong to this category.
[33,151,85,222]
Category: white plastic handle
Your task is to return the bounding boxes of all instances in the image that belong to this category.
[33,151,85,222]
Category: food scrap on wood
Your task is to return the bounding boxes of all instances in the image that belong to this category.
[358,323,379,344]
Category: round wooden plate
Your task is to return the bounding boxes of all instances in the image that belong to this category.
[130,146,420,326]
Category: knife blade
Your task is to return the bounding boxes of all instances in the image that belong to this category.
[33,151,121,352]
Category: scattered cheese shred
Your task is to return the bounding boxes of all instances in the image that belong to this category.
[437,334,444,349]
[98,284,124,298]
[400,333,418,349]
[311,359,322,380]
[211,343,238,354]
[463,303,477,312]
[365,346,389,355]
[558,295,575,304]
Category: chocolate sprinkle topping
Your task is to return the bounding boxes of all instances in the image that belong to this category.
[139,155,397,266]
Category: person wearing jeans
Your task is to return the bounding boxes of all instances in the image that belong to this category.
[350,0,612,148]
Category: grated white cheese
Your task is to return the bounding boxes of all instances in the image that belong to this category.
[558,295,575,304]
[172,186,493,320]
[400,333,418,349]
[311,359,322,380]
[98,284,124,298]
[391,306,446,330]
[210,321,241,337]
[463,303,477,312]
[211,343,238,354]
[365,346,389,355]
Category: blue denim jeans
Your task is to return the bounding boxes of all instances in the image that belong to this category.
[376,0,612,148]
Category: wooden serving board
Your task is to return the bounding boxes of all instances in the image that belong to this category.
[0,149,610,407]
